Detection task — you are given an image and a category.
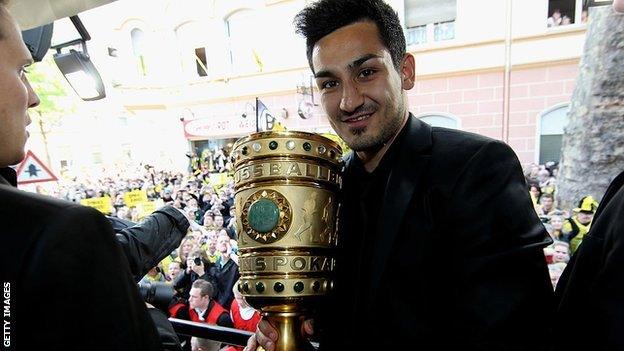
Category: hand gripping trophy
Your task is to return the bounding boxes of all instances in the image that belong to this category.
[232,131,343,351]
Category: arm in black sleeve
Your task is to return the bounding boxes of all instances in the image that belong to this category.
[113,205,189,281]
[174,268,192,291]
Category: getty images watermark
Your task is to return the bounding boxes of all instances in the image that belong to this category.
[3,282,10,349]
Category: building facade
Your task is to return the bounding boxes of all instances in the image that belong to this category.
[32,0,589,174]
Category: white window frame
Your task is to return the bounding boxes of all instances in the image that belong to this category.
[416,112,461,130]
[534,102,570,164]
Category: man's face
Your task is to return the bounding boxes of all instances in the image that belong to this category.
[188,287,208,310]
[216,234,229,253]
[312,21,414,152]
[541,197,553,211]
[577,212,593,225]
[208,237,217,251]
[0,8,40,167]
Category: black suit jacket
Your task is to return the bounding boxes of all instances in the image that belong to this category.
[554,170,624,350]
[0,173,162,350]
[319,116,554,350]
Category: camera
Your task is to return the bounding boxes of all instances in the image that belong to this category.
[193,257,202,266]
[137,281,175,312]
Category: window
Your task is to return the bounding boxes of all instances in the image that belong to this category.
[195,47,208,77]
[405,0,456,46]
[419,114,460,129]
[547,0,588,27]
[538,104,569,164]
[130,28,148,76]
[226,10,263,73]
[175,22,209,78]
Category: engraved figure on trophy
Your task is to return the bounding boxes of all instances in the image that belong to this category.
[294,192,317,242]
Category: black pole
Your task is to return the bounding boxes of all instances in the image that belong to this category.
[255,97,260,132]
[168,318,252,347]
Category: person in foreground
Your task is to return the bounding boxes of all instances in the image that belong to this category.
[0,2,165,349]
[553,2,624,350]
[247,0,554,349]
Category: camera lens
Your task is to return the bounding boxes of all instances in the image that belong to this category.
[194,257,202,266]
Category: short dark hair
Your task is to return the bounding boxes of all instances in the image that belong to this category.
[294,0,406,73]
[192,279,215,298]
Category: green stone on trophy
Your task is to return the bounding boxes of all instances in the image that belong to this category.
[248,198,280,233]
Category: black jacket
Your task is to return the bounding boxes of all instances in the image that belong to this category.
[554,170,624,350]
[109,206,189,282]
[319,116,554,350]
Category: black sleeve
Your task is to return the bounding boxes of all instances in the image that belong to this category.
[114,205,190,281]
[174,269,192,291]
[447,141,554,350]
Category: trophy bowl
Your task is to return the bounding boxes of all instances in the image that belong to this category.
[232,131,343,351]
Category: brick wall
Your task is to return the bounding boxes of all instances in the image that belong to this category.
[406,62,578,164]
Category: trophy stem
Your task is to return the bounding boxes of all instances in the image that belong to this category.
[259,312,314,351]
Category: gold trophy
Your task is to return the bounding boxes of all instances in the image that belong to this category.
[233,131,343,351]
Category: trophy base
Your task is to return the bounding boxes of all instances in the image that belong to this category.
[258,311,315,351]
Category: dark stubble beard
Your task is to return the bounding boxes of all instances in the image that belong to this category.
[348,99,406,152]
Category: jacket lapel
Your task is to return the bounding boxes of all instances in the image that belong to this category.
[366,116,432,307]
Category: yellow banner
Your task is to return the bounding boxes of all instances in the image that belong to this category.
[124,190,148,207]
[80,196,112,214]
[136,199,165,219]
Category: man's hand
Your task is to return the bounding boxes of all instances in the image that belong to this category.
[244,318,314,351]
[245,319,278,351]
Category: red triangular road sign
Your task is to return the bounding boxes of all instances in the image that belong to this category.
[16,150,58,184]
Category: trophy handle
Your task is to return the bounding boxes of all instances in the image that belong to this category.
[257,312,314,351]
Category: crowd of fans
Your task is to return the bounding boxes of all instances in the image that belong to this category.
[547,8,588,28]
[42,155,256,350]
[35,156,601,349]
[524,162,599,289]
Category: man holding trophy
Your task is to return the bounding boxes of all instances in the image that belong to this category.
[242,0,554,349]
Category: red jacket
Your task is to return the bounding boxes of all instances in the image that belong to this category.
[169,300,231,326]
[230,299,261,332]
[224,299,262,351]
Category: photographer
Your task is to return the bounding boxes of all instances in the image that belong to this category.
[173,249,218,301]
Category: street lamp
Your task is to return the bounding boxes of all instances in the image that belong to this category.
[51,16,106,101]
